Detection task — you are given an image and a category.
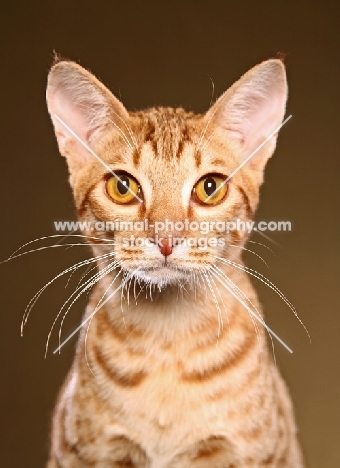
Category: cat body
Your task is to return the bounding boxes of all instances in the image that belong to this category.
[46,58,304,467]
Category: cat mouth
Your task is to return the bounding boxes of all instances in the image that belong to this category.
[131,264,192,286]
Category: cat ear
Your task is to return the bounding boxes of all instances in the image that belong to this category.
[46,60,129,173]
[207,59,288,170]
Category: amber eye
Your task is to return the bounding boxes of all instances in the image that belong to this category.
[106,173,140,204]
[193,175,228,205]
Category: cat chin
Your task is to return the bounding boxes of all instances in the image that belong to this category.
[129,266,190,288]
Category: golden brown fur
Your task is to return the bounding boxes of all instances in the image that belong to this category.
[46,58,304,467]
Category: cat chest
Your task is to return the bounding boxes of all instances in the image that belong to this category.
[95,355,261,457]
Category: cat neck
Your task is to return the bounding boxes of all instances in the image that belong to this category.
[87,261,260,342]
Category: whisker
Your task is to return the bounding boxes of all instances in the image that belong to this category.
[5,234,115,261]
[84,314,95,377]
[119,267,143,331]
[195,101,222,153]
[211,264,261,320]
[215,256,294,309]
[207,74,215,108]
[67,255,116,289]
[229,244,269,267]
[247,240,277,256]
[46,263,115,353]
[120,270,130,329]
[200,128,218,153]
[133,273,140,304]
[84,265,126,376]
[46,260,120,356]
[211,264,264,356]
[75,258,113,288]
[210,266,274,365]
[50,229,79,246]
[252,229,282,247]
[133,274,145,305]
[66,260,99,289]
[209,268,292,353]
[202,268,223,340]
[207,267,230,337]
[106,116,134,152]
[4,242,116,264]
[124,274,132,309]
[53,267,139,354]
[107,111,138,149]
[21,252,115,334]
[55,261,122,352]
[213,255,310,342]
[196,87,242,154]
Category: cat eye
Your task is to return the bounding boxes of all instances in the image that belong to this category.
[193,174,228,205]
[106,173,141,204]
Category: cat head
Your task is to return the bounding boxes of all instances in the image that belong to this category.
[46,58,287,288]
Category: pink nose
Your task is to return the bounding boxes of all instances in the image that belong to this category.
[158,238,173,257]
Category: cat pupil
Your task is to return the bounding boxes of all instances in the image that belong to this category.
[117,176,129,195]
[204,177,216,196]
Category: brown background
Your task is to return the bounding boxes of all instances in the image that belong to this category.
[1,2,339,467]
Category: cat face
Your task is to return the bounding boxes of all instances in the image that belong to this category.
[46,59,287,287]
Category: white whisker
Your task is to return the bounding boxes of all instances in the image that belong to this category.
[209,267,293,353]
[252,229,282,247]
[106,116,134,152]
[200,128,218,153]
[84,266,126,376]
[107,111,138,149]
[75,257,113,288]
[207,267,229,337]
[5,234,115,261]
[213,255,310,342]
[247,240,276,256]
[84,313,96,377]
[210,266,275,365]
[229,244,269,267]
[202,268,223,340]
[55,261,122,353]
[4,242,116,264]
[53,267,138,354]
[21,252,115,334]
[46,260,120,356]
[211,264,264,354]
[195,96,224,153]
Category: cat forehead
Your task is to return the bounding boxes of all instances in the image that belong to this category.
[101,106,236,171]
[132,106,199,159]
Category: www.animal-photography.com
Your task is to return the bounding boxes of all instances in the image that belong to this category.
[1,2,339,467]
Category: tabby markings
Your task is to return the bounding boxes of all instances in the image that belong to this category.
[93,345,147,387]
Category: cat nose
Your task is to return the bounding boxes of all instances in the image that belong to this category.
[158,238,172,257]
[158,237,182,257]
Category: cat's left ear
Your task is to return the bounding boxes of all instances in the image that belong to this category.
[46,60,129,176]
[206,59,288,170]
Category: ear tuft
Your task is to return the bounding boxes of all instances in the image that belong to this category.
[50,51,71,67]
[274,51,288,62]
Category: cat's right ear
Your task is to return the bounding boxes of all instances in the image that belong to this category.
[46,60,129,175]
[205,59,288,171]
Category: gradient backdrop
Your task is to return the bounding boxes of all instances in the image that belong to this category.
[1,2,339,467]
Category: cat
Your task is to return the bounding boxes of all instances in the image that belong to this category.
[45,57,304,467]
